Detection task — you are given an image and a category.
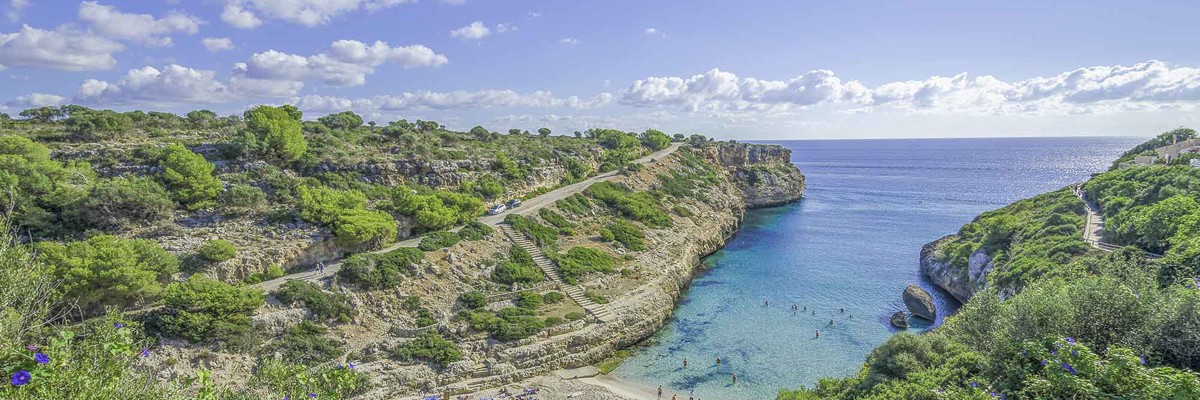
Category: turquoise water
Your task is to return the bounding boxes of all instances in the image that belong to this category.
[613,137,1144,399]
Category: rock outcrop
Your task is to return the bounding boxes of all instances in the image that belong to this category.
[919,235,992,303]
[699,143,806,208]
[902,285,937,321]
[890,311,909,329]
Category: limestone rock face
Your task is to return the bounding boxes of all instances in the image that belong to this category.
[902,285,937,321]
[699,143,806,208]
[890,311,909,329]
[919,236,993,303]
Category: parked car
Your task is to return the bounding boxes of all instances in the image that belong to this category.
[506,199,522,208]
[487,204,507,215]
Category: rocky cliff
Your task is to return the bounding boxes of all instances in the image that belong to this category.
[919,235,993,303]
[698,143,806,208]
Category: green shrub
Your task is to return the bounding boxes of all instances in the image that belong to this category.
[196,239,237,262]
[220,184,267,212]
[261,321,341,366]
[78,177,174,230]
[556,194,592,215]
[585,181,672,228]
[272,280,353,321]
[157,275,264,343]
[390,186,484,231]
[459,291,487,310]
[584,290,608,304]
[543,291,565,304]
[492,245,544,284]
[333,208,397,246]
[418,230,462,251]
[35,235,179,316]
[242,105,307,162]
[606,219,646,251]
[565,312,585,321]
[553,246,615,283]
[159,144,221,210]
[538,208,576,234]
[544,316,564,326]
[639,129,671,151]
[458,307,545,342]
[297,186,367,226]
[244,264,285,284]
[337,248,424,289]
[458,221,495,240]
[504,214,558,245]
[394,332,463,367]
[516,292,544,309]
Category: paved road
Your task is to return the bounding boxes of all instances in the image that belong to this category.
[258,143,683,291]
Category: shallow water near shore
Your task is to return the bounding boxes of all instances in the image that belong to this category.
[612,136,1143,400]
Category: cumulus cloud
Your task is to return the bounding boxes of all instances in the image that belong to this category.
[202,37,234,52]
[231,40,448,93]
[495,23,516,33]
[75,64,236,105]
[6,92,63,108]
[620,61,1200,115]
[450,21,490,40]
[219,0,423,28]
[620,68,870,111]
[78,2,202,47]
[644,27,663,36]
[559,38,579,45]
[221,3,261,29]
[5,0,28,23]
[0,25,123,71]
[295,90,613,113]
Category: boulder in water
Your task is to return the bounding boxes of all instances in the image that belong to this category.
[890,311,909,329]
[902,285,937,321]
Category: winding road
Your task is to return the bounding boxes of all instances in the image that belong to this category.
[258,143,682,291]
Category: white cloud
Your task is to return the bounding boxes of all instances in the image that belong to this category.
[620,68,870,111]
[219,0,423,28]
[528,11,541,19]
[78,2,202,47]
[450,21,490,40]
[5,0,28,23]
[559,38,579,45]
[295,90,613,113]
[231,40,448,91]
[0,25,124,71]
[644,27,663,36]
[221,3,262,29]
[5,92,63,108]
[201,37,234,52]
[75,64,236,104]
[619,61,1200,116]
[495,23,516,33]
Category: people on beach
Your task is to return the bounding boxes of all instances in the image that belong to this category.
[683,358,688,368]
[671,394,677,400]
[764,300,769,307]
[830,319,835,326]
[815,330,820,338]
[840,307,845,313]
[732,374,738,384]
[716,357,721,365]
[658,385,663,397]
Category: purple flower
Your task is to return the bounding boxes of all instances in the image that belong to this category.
[1061,362,1077,375]
[337,363,343,369]
[1040,360,1048,366]
[308,393,317,398]
[971,382,979,388]
[1140,356,1147,365]
[114,322,126,329]
[10,370,31,386]
[25,345,37,352]
[348,362,355,370]
[1065,337,1075,344]
[141,348,150,358]
[1050,350,1057,356]
[1071,349,1078,356]
[34,353,49,364]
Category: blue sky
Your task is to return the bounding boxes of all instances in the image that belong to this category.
[2,0,1200,139]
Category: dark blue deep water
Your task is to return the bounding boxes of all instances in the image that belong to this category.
[614,137,1144,400]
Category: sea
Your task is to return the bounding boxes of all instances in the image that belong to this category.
[612,137,1144,400]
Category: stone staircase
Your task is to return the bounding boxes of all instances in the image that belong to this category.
[499,224,616,323]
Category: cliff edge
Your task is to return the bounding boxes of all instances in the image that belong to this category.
[697,143,806,208]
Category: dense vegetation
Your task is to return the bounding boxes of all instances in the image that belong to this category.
[781,129,1200,399]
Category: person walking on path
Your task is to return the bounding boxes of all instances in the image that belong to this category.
[657,386,662,397]
[316,262,326,276]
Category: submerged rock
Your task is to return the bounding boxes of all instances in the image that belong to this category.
[902,285,937,321]
[890,311,909,329]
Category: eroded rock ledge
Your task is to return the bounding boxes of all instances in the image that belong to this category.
[698,143,806,208]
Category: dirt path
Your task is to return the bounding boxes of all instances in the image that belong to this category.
[257,143,682,292]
